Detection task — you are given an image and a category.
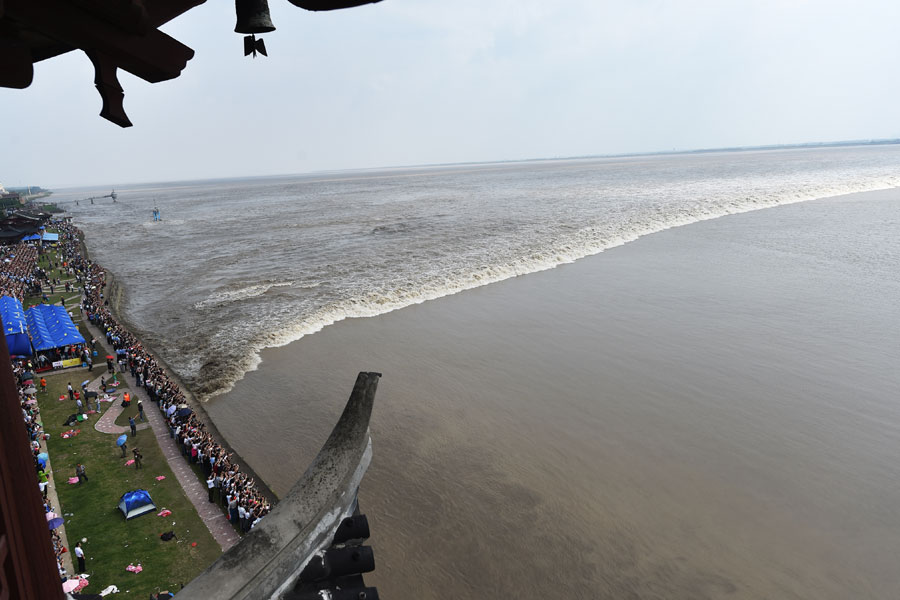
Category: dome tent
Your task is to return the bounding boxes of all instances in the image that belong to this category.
[118,489,156,519]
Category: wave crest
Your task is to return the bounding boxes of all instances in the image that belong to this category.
[199,177,899,400]
[194,281,294,309]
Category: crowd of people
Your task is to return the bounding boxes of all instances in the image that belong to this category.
[0,235,83,303]
[13,329,71,580]
[66,224,273,532]
[5,218,271,592]
[0,242,40,301]
[17,358,90,584]
[3,232,77,582]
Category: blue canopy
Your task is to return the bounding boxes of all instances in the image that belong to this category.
[118,489,156,519]
[25,304,85,351]
[0,296,32,356]
[22,232,58,242]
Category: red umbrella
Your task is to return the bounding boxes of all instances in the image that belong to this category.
[105,355,114,360]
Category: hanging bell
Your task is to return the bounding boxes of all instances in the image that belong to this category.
[234,0,276,34]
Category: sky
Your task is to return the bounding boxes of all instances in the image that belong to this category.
[3,0,900,188]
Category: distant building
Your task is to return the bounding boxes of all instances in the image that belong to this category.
[0,183,23,208]
[0,191,23,209]
[0,211,49,245]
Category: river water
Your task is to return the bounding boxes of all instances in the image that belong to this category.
[58,145,900,598]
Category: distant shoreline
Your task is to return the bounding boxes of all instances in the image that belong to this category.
[47,137,900,191]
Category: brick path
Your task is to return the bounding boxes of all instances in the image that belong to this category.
[38,436,74,575]
[88,374,150,435]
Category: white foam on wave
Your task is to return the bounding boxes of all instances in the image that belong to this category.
[202,177,899,400]
[194,281,294,309]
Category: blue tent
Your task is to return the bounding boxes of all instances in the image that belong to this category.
[22,232,58,243]
[118,489,156,519]
[25,304,85,351]
[0,296,32,356]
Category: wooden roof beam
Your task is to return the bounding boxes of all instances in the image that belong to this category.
[5,0,195,83]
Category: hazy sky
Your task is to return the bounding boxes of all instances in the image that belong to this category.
[3,0,900,188]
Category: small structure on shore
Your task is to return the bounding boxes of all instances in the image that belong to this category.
[82,190,117,205]
[0,210,50,245]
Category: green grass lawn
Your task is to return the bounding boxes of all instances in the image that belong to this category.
[39,371,221,597]
[27,249,80,311]
[114,399,142,429]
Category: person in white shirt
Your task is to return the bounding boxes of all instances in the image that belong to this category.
[74,542,86,573]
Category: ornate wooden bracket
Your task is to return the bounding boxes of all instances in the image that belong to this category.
[87,51,132,128]
[0,0,203,127]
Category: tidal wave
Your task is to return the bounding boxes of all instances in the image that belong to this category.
[194,281,295,309]
[66,145,900,400]
[201,176,899,400]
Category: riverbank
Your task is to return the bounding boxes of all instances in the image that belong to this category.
[9,219,276,590]
[203,187,900,599]
[76,230,277,505]
[9,237,223,597]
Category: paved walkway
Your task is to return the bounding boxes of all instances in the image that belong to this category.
[87,374,150,435]
[79,315,241,551]
[38,435,74,576]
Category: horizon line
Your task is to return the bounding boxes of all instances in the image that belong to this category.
[36,137,900,191]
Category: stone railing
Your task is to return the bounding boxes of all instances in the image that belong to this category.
[178,371,381,600]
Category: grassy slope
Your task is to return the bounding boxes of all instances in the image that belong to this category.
[40,372,221,597]
[31,244,221,597]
